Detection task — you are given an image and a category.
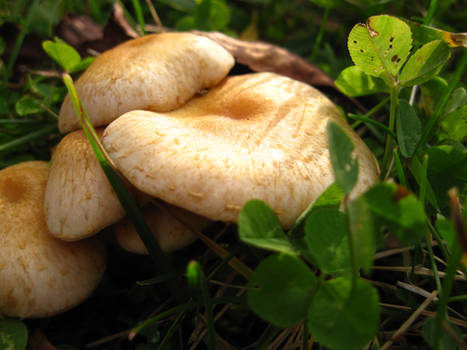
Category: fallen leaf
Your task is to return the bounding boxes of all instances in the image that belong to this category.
[193,30,336,88]
[58,14,103,47]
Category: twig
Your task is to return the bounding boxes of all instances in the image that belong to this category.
[380,290,438,350]
[85,329,131,347]
[372,265,467,281]
[144,0,163,28]
[209,280,247,289]
[397,281,438,300]
[380,303,467,328]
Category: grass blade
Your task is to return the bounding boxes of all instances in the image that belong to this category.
[62,73,166,267]
[0,124,57,152]
[129,303,191,340]
[433,189,464,349]
[187,261,217,350]
[132,0,146,35]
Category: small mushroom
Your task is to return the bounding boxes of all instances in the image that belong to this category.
[44,129,126,241]
[102,72,379,228]
[0,161,106,318]
[58,32,235,133]
[115,202,208,254]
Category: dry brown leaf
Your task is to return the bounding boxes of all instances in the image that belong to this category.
[192,30,336,89]
[58,14,103,47]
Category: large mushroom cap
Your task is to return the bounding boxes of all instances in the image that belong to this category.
[44,129,125,241]
[102,72,379,228]
[59,32,235,133]
[0,161,106,318]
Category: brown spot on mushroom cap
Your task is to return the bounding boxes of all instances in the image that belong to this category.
[0,177,26,202]
[0,161,106,318]
[44,129,126,241]
[115,202,207,254]
[103,72,380,228]
[58,32,235,133]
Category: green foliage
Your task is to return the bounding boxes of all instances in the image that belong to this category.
[335,65,388,96]
[327,121,359,194]
[435,216,456,252]
[247,254,316,328]
[399,40,451,87]
[360,183,426,245]
[157,0,196,12]
[346,195,376,271]
[290,182,344,235]
[439,87,467,141]
[422,317,459,350]
[305,207,352,275]
[348,15,412,80]
[15,95,42,116]
[307,278,379,350]
[42,38,94,73]
[238,200,295,254]
[308,0,344,9]
[423,145,467,208]
[176,0,230,31]
[396,99,422,158]
[0,319,28,350]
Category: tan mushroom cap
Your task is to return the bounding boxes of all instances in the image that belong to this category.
[44,129,126,241]
[103,72,380,228]
[115,202,208,254]
[0,161,106,318]
[59,32,235,133]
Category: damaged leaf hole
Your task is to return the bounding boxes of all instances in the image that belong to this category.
[391,54,402,64]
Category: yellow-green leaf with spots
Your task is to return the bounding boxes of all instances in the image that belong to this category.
[348,15,412,81]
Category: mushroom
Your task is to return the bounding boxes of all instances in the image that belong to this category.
[58,32,235,133]
[115,202,209,254]
[0,161,106,318]
[45,32,235,244]
[44,128,126,241]
[102,72,379,228]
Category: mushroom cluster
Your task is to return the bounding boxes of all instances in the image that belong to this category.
[0,31,379,318]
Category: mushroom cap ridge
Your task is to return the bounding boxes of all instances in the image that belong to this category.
[0,161,106,318]
[102,72,379,228]
[58,32,235,133]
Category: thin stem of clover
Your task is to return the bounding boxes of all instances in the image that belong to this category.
[381,85,400,177]
[407,0,439,108]
[349,96,390,130]
[344,195,360,290]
